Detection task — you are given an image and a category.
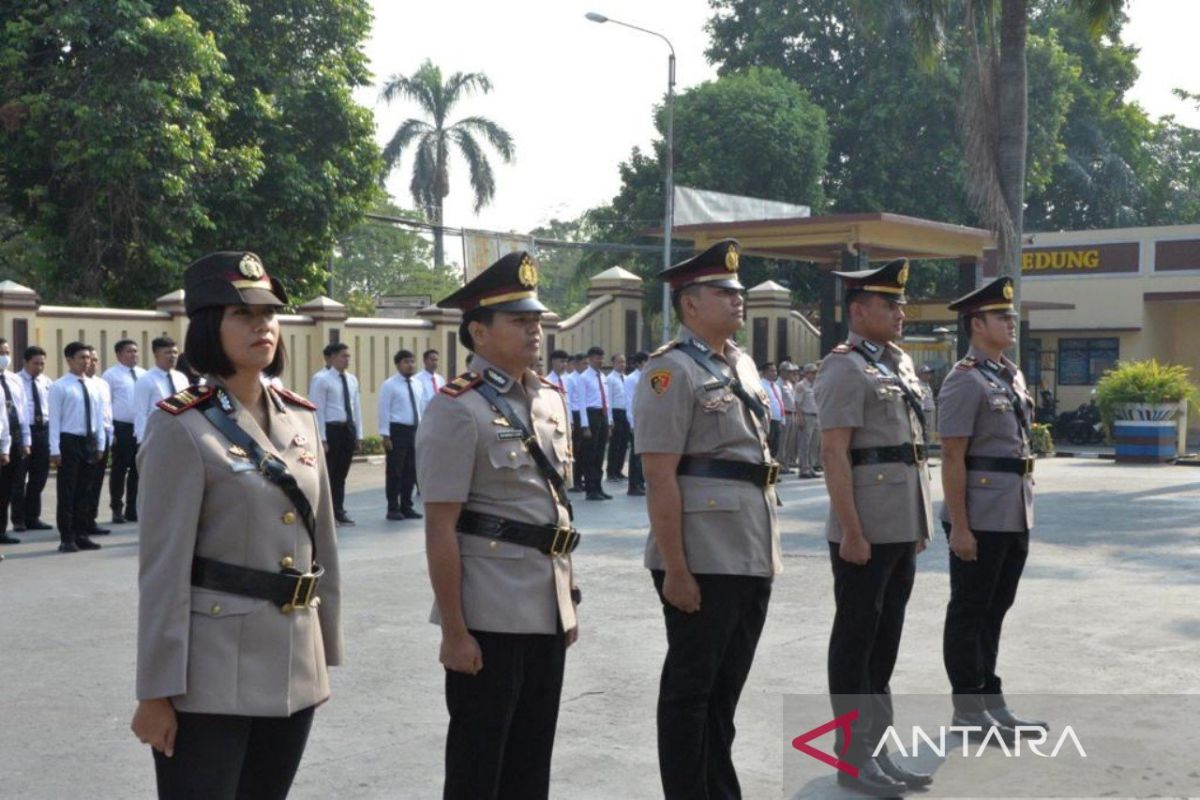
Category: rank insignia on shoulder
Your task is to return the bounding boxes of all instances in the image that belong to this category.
[956,356,978,371]
[647,368,673,395]
[650,340,679,358]
[269,385,317,411]
[831,343,852,354]
[156,385,213,415]
[441,372,481,397]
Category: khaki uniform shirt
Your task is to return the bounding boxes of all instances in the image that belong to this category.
[814,332,934,544]
[136,379,342,717]
[416,355,577,635]
[633,325,781,577]
[937,347,1035,532]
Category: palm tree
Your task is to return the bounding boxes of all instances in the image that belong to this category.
[379,59,515,268]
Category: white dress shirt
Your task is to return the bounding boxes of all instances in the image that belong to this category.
[762,376,784,422]
[0,370,31,447]
[134,366,188,442]
[547,370,570,397]
[102,364,145,424]
[378,372,426,433]
[565,371,583,415]
[91,375,114,449]
[312,368,363,440]
[578,366,612,428]
[414,369,443,416]
[605,370,628,411]
[0,387,9,453]
[20,370,51,430]
[49,374,106,456]
[624,368,641,430]
[308,367,329,402]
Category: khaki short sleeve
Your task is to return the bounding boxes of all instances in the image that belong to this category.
[633,356,694,454]
[415,393,478,503]
[815,356,866,429]
[936,368,981,438]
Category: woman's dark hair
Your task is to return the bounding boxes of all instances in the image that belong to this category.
[458,309,495,352]
[184,305,286,377]
[176,352,202,385]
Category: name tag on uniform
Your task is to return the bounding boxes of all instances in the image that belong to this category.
[497,429,524,440]
[702,380,724,391]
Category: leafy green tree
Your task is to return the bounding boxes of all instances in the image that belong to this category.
[379,59,515,269]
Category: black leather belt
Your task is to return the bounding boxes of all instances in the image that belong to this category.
[851,444,927,466]
[191,556,324,613]
[966,455,1035,476]
[677,456,781,487]
[457,510,580,556]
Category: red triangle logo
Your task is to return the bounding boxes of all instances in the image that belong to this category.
[790,709,860,777]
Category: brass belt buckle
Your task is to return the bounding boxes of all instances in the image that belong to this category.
[283,573,318,613]
[1023,457,1035,477]
[549,526,573,557]
[910,441,920,465]
[766,462,781,485]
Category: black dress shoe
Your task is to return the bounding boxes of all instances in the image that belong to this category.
[335,514,356,526]
[989,706,1049,731]
[627,488,646,497]
[836,757,908,796]
[401,509,423,519]
[877,751,933,788]
[11,524,25,532]
[112,515,127,525]
[951,711,1017,747]
[58,540,79,553]
[386,511,405,521]
[0,533,20,545]
[585,493,606,501]
[125,513,138,522]
[599,491,614,500]
[568,486,583,494]
[75,535,101,551]
[90,527,111,536]
[28,520,53,530]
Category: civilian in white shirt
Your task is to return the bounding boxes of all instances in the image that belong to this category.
[0,337,28,545]
[605,353,630,481]
[49,341,106,552]
[83,346,114,536]
[308,348,333,400]
[311,341,363,525]
[13,345,53,533]
[133,336,187,443]
[579,346,612,500]
[414,348,444,416]
[102,338,146,523]
[759,362,785,460]
[623,351,648,495]
[566,353,586,491]
[379,348,426,521]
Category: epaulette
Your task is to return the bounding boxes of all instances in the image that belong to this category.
[539,375,564,394]
[830,343,852,354]
[441,371,481,398]
[650,340,679,358]
[956,355,978,372]
[269,385,317,410]
[156,385,214,415]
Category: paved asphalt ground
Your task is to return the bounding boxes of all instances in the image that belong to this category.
[0,457,1197,799]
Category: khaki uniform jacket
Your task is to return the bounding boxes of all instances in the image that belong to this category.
[135,379,342,717]
[415,355,577,635]
[937,347,1035,532]
[814,332,935,544]
[633,326,781,578]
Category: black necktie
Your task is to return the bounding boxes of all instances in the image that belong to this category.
[340,372,354,426]
[79,377,93,437]
[30,377,43,425]
[405,376,419,424]
[162,371,174,395]
[130,366,137,385]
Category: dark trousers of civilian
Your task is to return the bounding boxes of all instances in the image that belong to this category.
[827,540,916,760]
[325,423,355,515]
[652,570,772,800]
[385,422,417,512]
[606,408,630,478]
[943,522,1029,712]
[0,431,24,532]
[84,446,108,531]
[56,434,97,543]
[13,424,49,526]
[151,706,315,800]
[767,420,781,459]
[443,630,567,800]
[627,432,644,492]
[583,408,608,495]
[570,411,584,490]
[109,420,138,517]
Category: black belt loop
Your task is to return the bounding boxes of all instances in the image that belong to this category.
[676,456,781,487]
[456,509,580,556]
[966,455,1035,476]
[850,444,928,467]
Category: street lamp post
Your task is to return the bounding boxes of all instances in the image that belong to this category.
[586,12,675,345]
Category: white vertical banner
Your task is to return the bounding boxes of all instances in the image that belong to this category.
[462,230,536,280]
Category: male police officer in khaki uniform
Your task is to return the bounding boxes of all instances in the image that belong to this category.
[634,239,781,800]
[939,276,1047,736]
[416,251,579,800]
[814,258,934,796]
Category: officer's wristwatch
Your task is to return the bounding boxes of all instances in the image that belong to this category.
[570,587,582,606]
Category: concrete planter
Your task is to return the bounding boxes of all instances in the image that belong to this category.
[1112,403,1184,463]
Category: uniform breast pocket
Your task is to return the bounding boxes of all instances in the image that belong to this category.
[695,388,744,441]
[487,438,535,472]
[989,394,1013,413]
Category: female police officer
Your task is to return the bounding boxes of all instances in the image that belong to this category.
[130,251,342,799]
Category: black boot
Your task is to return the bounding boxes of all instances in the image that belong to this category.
[836,757,909,796]
[876,751,933,788]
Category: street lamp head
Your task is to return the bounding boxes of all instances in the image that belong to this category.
[585,11,608,23]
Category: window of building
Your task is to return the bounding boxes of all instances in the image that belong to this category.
[1057,337,1118,385]
[1023,338,1042,387]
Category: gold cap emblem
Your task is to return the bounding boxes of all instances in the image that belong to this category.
[239,253,265,280]
[1002,283,1014,300]
[518,254,538,288]
[724,245,739,272]
[897,263,910,287]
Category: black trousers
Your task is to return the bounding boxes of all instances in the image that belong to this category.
[13,424,49,526]
[56,435,97,541]
[627,432,644,492]
[151,706,315,800]
[583,408,609,494]
[110,420,138,516]
[444,630,567,800]
[606,408,630,478]
[0,425,24,532]
[570,411,584,490]
[767,420,782,459]
[652,570,772,800]
[943,522,1029,711]
[324,423,354,514]
[827,541,916,760]
[385,422,417,512]
[85,446,108,531]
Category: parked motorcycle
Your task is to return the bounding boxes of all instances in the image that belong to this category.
[1053,400,1104,445]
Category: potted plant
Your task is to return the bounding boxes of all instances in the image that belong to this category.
[1095,360,1198,463]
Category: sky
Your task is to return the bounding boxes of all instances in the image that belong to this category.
[358,0,1200,237]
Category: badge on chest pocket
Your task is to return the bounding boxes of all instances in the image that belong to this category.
[989,394,1012,412]
[701,392,735,413]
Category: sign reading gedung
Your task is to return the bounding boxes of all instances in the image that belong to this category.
[983,242,1139,276]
